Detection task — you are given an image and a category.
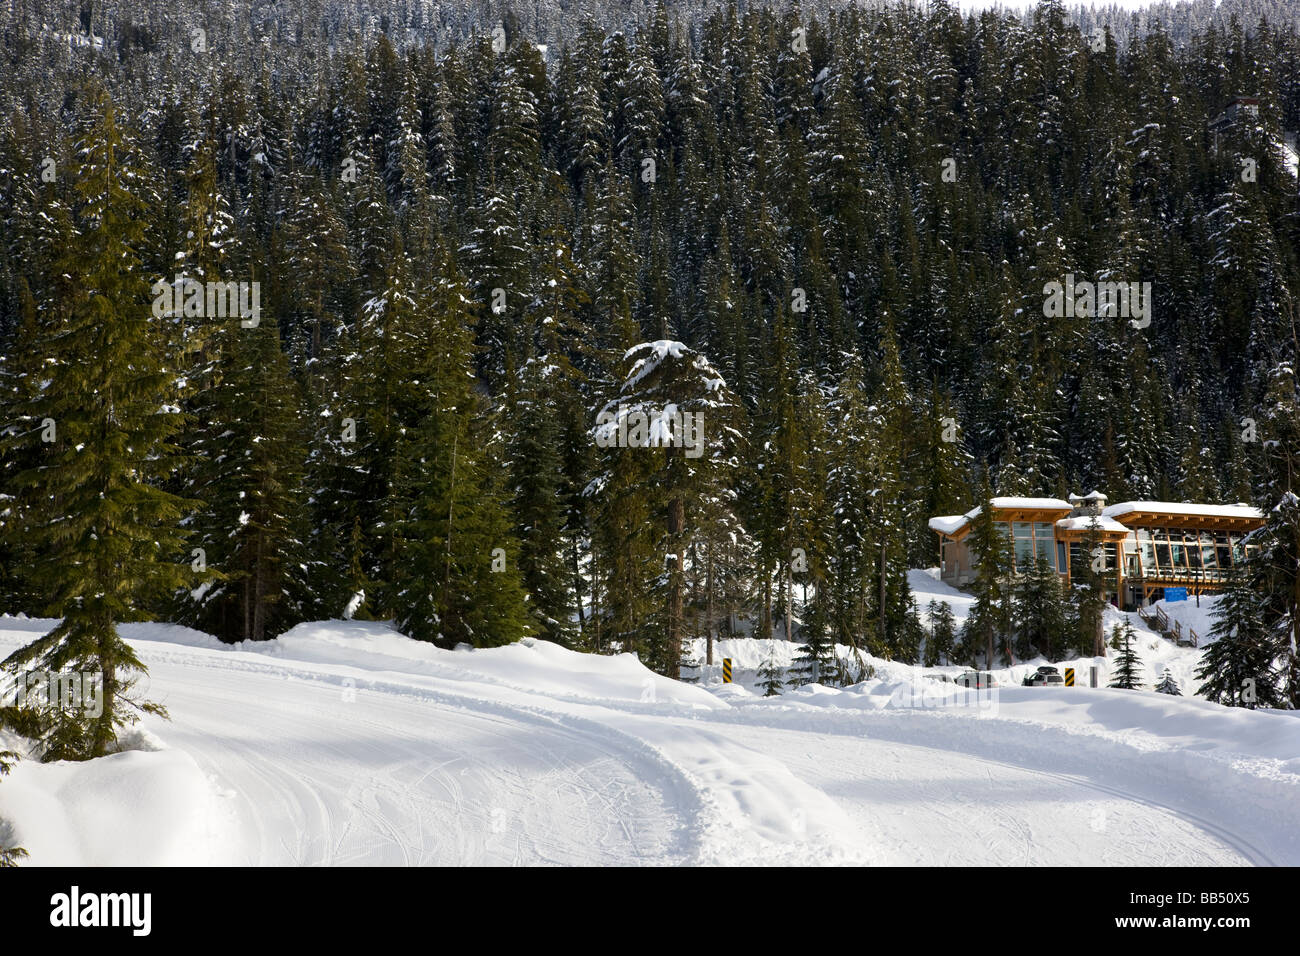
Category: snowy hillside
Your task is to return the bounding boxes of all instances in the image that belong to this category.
[2,616,1297,867]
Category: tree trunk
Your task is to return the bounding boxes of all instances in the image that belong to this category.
[762,572,772,642]
[880,539,888,651]
[591,549,601,654]
[667,493,684,680]
[571,538,585,631]
[93,615,116,759]
[706,540,715,666]
[252,530,266,642]
[784,560,793,643]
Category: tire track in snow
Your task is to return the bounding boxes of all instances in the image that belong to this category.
[132,640,880,865]
[135,652,700,865]
[697,703,1282,865]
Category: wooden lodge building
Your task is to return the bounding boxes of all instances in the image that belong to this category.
[929,492,1265,610]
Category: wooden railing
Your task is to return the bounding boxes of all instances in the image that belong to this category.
[1138,603,1198,648]
[1132,567,1231,586]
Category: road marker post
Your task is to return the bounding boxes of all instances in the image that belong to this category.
[722,658,733,683]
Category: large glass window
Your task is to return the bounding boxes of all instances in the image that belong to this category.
[1216,534,1231,568]
[1154,530,1172,570]
[1200,533,1218,569]
[1137,530,1156,572]
[1168,530,1185,569]
[1003,522,1024,567]
[1034,523,1056,569]
[1185,532,1202,569]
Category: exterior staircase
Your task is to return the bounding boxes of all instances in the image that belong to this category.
[1137,604,1200,648]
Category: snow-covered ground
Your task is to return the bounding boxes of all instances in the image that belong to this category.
[1,601,1297,867]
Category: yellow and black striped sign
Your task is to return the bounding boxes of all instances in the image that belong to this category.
[1064,667,1075,686]
[722,658,733,683]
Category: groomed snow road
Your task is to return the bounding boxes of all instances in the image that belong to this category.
[3,619,1297,866]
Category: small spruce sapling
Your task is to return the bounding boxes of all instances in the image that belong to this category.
[758,653,785,697]
[1154,668,1182,696]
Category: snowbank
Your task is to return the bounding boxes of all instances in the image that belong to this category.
[261,620,724,710]
[0,732,238,866]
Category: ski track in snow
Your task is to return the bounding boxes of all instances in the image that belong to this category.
[144,654,698,865]
[1,624,1290,866]
[720,725,1261,866]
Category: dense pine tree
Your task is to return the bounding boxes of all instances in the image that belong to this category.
[963,478,1014,667]
[1013,557,1071,661]
[924,599,958,666]
[1198,563,1284,708]
[390,249,531,647]
[0,86,183,758]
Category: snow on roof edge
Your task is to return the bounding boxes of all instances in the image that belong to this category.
[929,497,1072,535]
[1103,501,1264,520]
[1056,515,1129,533]
[928,515,967,535]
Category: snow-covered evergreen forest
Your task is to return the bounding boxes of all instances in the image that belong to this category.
[1,0,1300,776]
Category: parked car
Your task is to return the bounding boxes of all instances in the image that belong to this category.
[955,671,999,688]
[1023,665,1065,686]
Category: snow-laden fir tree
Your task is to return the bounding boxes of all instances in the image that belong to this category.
[1071,516,1110,658]
[173,317,314,642]
[1197,561,1283,709]
[1108,620,1143,689]
[1253,361,1300,708]
[1154,668,1182,696]
[587,340,741,678]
